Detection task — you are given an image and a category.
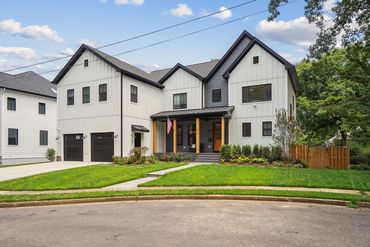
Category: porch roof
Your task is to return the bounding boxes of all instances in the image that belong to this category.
[151,106,234,120]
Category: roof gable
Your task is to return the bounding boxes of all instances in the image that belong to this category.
[158,63,203,84]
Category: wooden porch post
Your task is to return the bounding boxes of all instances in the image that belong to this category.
[196,118,200,154]
[173,119,177,153]
[152,120,156,153]
[221,116,225,146]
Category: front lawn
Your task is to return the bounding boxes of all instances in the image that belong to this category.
[0,162,185,191]
[141,165,370,191]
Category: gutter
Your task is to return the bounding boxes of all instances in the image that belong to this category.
[0,88,4,163]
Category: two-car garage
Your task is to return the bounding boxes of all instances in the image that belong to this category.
[63,132,114,162]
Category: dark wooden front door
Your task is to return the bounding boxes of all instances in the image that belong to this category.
[134,132,142,147]
[213,123,221,152]
[64,134,83,161]
[91,132,114,162]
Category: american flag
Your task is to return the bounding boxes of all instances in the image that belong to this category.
[167,116,172,134]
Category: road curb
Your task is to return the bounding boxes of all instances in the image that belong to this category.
[0,195,369,208]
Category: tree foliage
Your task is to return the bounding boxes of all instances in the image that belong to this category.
[268,0,369,58]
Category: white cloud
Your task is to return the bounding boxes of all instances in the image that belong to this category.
[202,6,232,20]
[134,62,161,72]
[169,4,193,17]
[0,46,37,60]
[256,17,318,48]
[60,48,75,56]
[0,19,63,43]
[114,0,144,5]
[323,0,338,11]
[79,39,97,48]
[44,47,75,59]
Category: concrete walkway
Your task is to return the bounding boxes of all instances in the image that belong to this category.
[0,161,103,182]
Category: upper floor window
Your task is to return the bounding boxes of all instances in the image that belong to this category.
[212,89,221,102]
[8,128,18,145]
[84,59,88,67]
[7,97,16,111]
[262,121,272,136]
[242,84,271,103]
[39,102,46,114]
[130,85,138,103]
[40,130,48,146]
[82,86,90,104]
[99,84,107,102]
[253,56,259,64]
[242,122,251,137]
[173,93,187,109]
[67,89,74,105]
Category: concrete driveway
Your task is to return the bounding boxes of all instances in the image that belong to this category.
[0,161,104,182]
[0,200,368,247]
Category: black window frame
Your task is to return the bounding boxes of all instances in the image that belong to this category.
[8,128,18,145]
[40,130,48,146]
[7,97,16,111]
[82,86,90,104]
[262,121,272,136]
[242,122,251,137]
[173,93,187,109]
[99,83,107,102]
[212,89,221,102]
[38,102,46,114]
[177,124,183,145]
[253,56,259,64]
[84,59,88,67]
[242,83,272,103]
[130,85,138,103]
[67,89,74,105]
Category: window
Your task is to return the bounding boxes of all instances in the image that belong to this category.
[242,84,271,103]
[84,59,88,67]
[82,86,90,104]
[130,85,138,103]
[38,103,46,114]
[67,89,74,105]
[99,84,107,102]
[253,56,259,64]
[188,124,196,147]
[7,97,16,111]
[177,124,183,145]
[173,93,187,109]
[40,130,48,146]
[242,122,251,137]
[8,128,18,145]
[212,89,221,102]
[262,121,272,136]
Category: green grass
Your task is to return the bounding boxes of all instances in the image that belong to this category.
[0,189,369,203]
[0,162,185,191]
[141,165,370,191]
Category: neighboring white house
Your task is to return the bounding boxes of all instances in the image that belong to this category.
[52,30,299,162]
[0,71,57,165]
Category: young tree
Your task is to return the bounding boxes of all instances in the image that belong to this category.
[273,109,300,160]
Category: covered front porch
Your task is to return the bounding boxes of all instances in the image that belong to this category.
[151,106,234,155]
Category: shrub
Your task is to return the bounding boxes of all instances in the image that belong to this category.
[220,144,232,161]
[242,145,252,157]
[250,157,268,164]
[129,147,148,164]
[45,148,55,162]
[270,145,283,161]
[252,144,260,157]
[146,155,158,164]
[261,146,271,160]
[231,145,242,159]
[112,156,130,165]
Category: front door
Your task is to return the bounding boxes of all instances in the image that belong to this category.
[213,123,221,152]
[134,132,142,147]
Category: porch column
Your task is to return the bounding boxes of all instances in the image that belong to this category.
[196,118,200,154]
[173,119,177,153]
[152,120,156,153]
[221,116,225,146]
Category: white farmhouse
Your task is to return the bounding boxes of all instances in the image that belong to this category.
[0,71,57,165]
[52,31,299,162]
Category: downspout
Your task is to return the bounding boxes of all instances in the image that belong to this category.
[0,88,4,163]
[201,79,204,108]
[120,72,123,157]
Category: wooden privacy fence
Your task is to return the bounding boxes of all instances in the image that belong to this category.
[290,144,350,169]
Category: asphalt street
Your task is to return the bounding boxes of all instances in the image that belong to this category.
[0,200,369,247]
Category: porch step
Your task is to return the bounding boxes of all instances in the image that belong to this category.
[194,153,221,163]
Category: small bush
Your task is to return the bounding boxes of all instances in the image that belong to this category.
[261,146,271,160]
[112,156,130,165]
[242,145,252,157]
[270,145,283,161]
[220,144,232,161]
[45,148,55,162]
[146,155,158,164]
[231,145,242,159]
[350,164,370,170]
[250,157,268,164]
[129,147,148,164]
[252,144,260,157]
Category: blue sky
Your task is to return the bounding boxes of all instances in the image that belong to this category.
[0,0,324,79]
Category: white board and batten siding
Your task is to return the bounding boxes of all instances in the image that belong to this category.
[228,43,293,147]
[0,89,56,164]
[57,50,121,161]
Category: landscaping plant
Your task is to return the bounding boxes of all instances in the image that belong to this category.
[45,148,56,162]
[242,144,252,156]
